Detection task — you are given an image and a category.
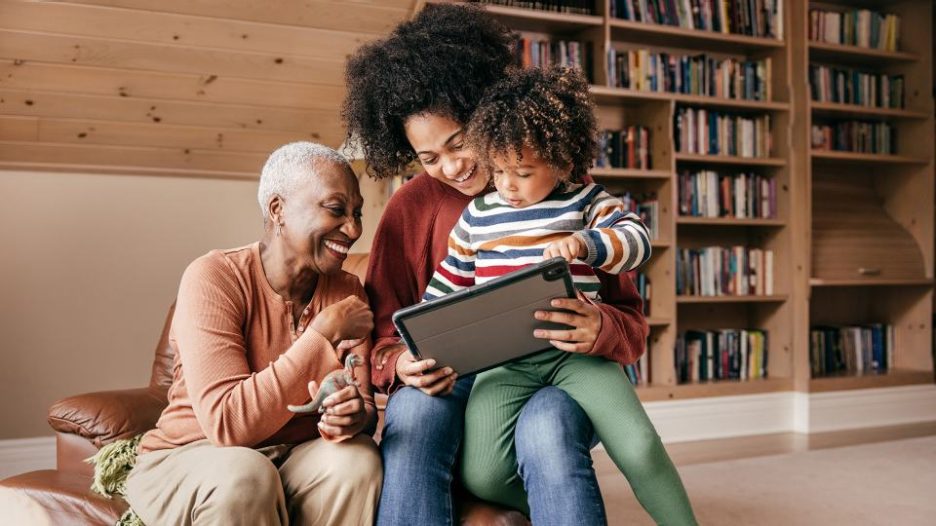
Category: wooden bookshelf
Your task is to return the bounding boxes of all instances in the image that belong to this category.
[795,0,935,393]
[808,41,919,65]
[810,370,934,393]
[810,102,930,120]
[674,153,787,166]
[676,217,786,227]
[676,295,788,304]
[463,0,933,401]
[810,278,934,287]
[588,167,670,180]
[810,151,930,165]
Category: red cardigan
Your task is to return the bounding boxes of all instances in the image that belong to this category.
[364,173,649,394]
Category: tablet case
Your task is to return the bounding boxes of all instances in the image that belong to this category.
[392,258,577,376]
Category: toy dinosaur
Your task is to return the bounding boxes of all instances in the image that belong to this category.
[287,353,362,414]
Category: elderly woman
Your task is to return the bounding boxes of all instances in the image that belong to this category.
[123,142,382,525]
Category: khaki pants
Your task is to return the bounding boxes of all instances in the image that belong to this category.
[125,435,382,526]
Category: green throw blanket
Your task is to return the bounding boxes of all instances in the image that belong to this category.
[86,434,144,526]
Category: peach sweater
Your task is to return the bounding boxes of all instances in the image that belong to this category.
[140,243,372,454]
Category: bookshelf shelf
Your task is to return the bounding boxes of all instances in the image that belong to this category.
[676,295,788,304]
[810,370,934,393]
[677,217,785,227]
[588,167,671,180]
[637,377,793,402]
[469,3,603,32]
[810,151,930,165]
[650,239,671,249]
[808,41,919,65]
[809,278,934,287]
[646,317,671,327]
[675,153,787,166]
[810,102,929,121]
[589,86,790,111]
[609,18,784,52]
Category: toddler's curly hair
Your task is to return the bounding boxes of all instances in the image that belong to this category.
[342,3,515,179]
[466,66,598,182]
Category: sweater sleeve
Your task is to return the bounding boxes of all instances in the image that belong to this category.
[587,270,649,366]
[174,255,342,447]
[364,195,421,394]
[422,207,476,301]
[576,185,652,274]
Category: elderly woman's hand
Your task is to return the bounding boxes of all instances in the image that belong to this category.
[309,296,374,349]
[315,383,369,439]
[532,291,603,354]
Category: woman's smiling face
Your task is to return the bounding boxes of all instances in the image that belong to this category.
[277,162,363,275]
[403,113,490,197]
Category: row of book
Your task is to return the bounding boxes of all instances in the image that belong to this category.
[610,0,784,39]
[676,329,769,383]
[475,0,595,15]
[621,192,660,240]
[596,127,652,169]
[810,121,896,155]
[514,37,593,80]
[674,108,773,158]
[631,271,652,317]
[677,170,777,219]
[810,324,894,377]
[809,65,905,109]
[606,49,771,101]
[624,347,650,385]
[676,246,774,297]
[808,8,900,51]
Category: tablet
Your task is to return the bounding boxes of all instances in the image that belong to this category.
[392,258,576,377]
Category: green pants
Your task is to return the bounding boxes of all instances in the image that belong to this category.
[461,349,697,525]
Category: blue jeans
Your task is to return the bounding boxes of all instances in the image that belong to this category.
[376,379,604,525]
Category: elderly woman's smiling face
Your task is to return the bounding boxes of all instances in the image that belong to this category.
[277,161,363,275]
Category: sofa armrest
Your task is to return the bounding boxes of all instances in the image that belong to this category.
[47,387,167,448]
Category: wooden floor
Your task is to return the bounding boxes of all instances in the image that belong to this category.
[594,421,936,471]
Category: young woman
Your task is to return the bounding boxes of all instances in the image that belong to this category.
[343,5,648,525]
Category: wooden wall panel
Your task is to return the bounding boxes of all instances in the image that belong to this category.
[0,0,414,176]
[0,61,346,111]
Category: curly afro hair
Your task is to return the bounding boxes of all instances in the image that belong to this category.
[342,3,516,179]
[466,66,598,183]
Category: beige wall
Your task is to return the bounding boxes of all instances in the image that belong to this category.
[0,168,384,439]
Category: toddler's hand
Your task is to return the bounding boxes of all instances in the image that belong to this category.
[543,235,586,263]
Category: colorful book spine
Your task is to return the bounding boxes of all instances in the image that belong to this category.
[809,324,893,377]
[606,49,771,102]
[611,0,784,39]
[808,8,900,51]
[678,170,777,219]
[629,270,652,316]
[675,108,772,158]
[675,329,769,383]
[477,0,595,15]
[596,127,652,169]
[809,65,904,109]
[621,191,659,240]
[515,37,593,81]
[676,246,774,297]
[810,120,896,154]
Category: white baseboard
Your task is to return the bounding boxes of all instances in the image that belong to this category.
[0,437,55,480]
[645,392,796,444]
[794,384,936,434]
[4,387,935,476]
[641,385,936,444]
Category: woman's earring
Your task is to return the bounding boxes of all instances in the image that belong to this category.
[275,222,283,237]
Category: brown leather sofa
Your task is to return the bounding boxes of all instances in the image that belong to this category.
[0,253,528,526]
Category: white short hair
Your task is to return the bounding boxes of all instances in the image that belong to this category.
[258,142,352,221]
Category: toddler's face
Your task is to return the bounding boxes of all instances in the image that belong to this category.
[490,147,565,208]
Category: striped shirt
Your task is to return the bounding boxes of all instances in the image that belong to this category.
[423,182,652,302]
